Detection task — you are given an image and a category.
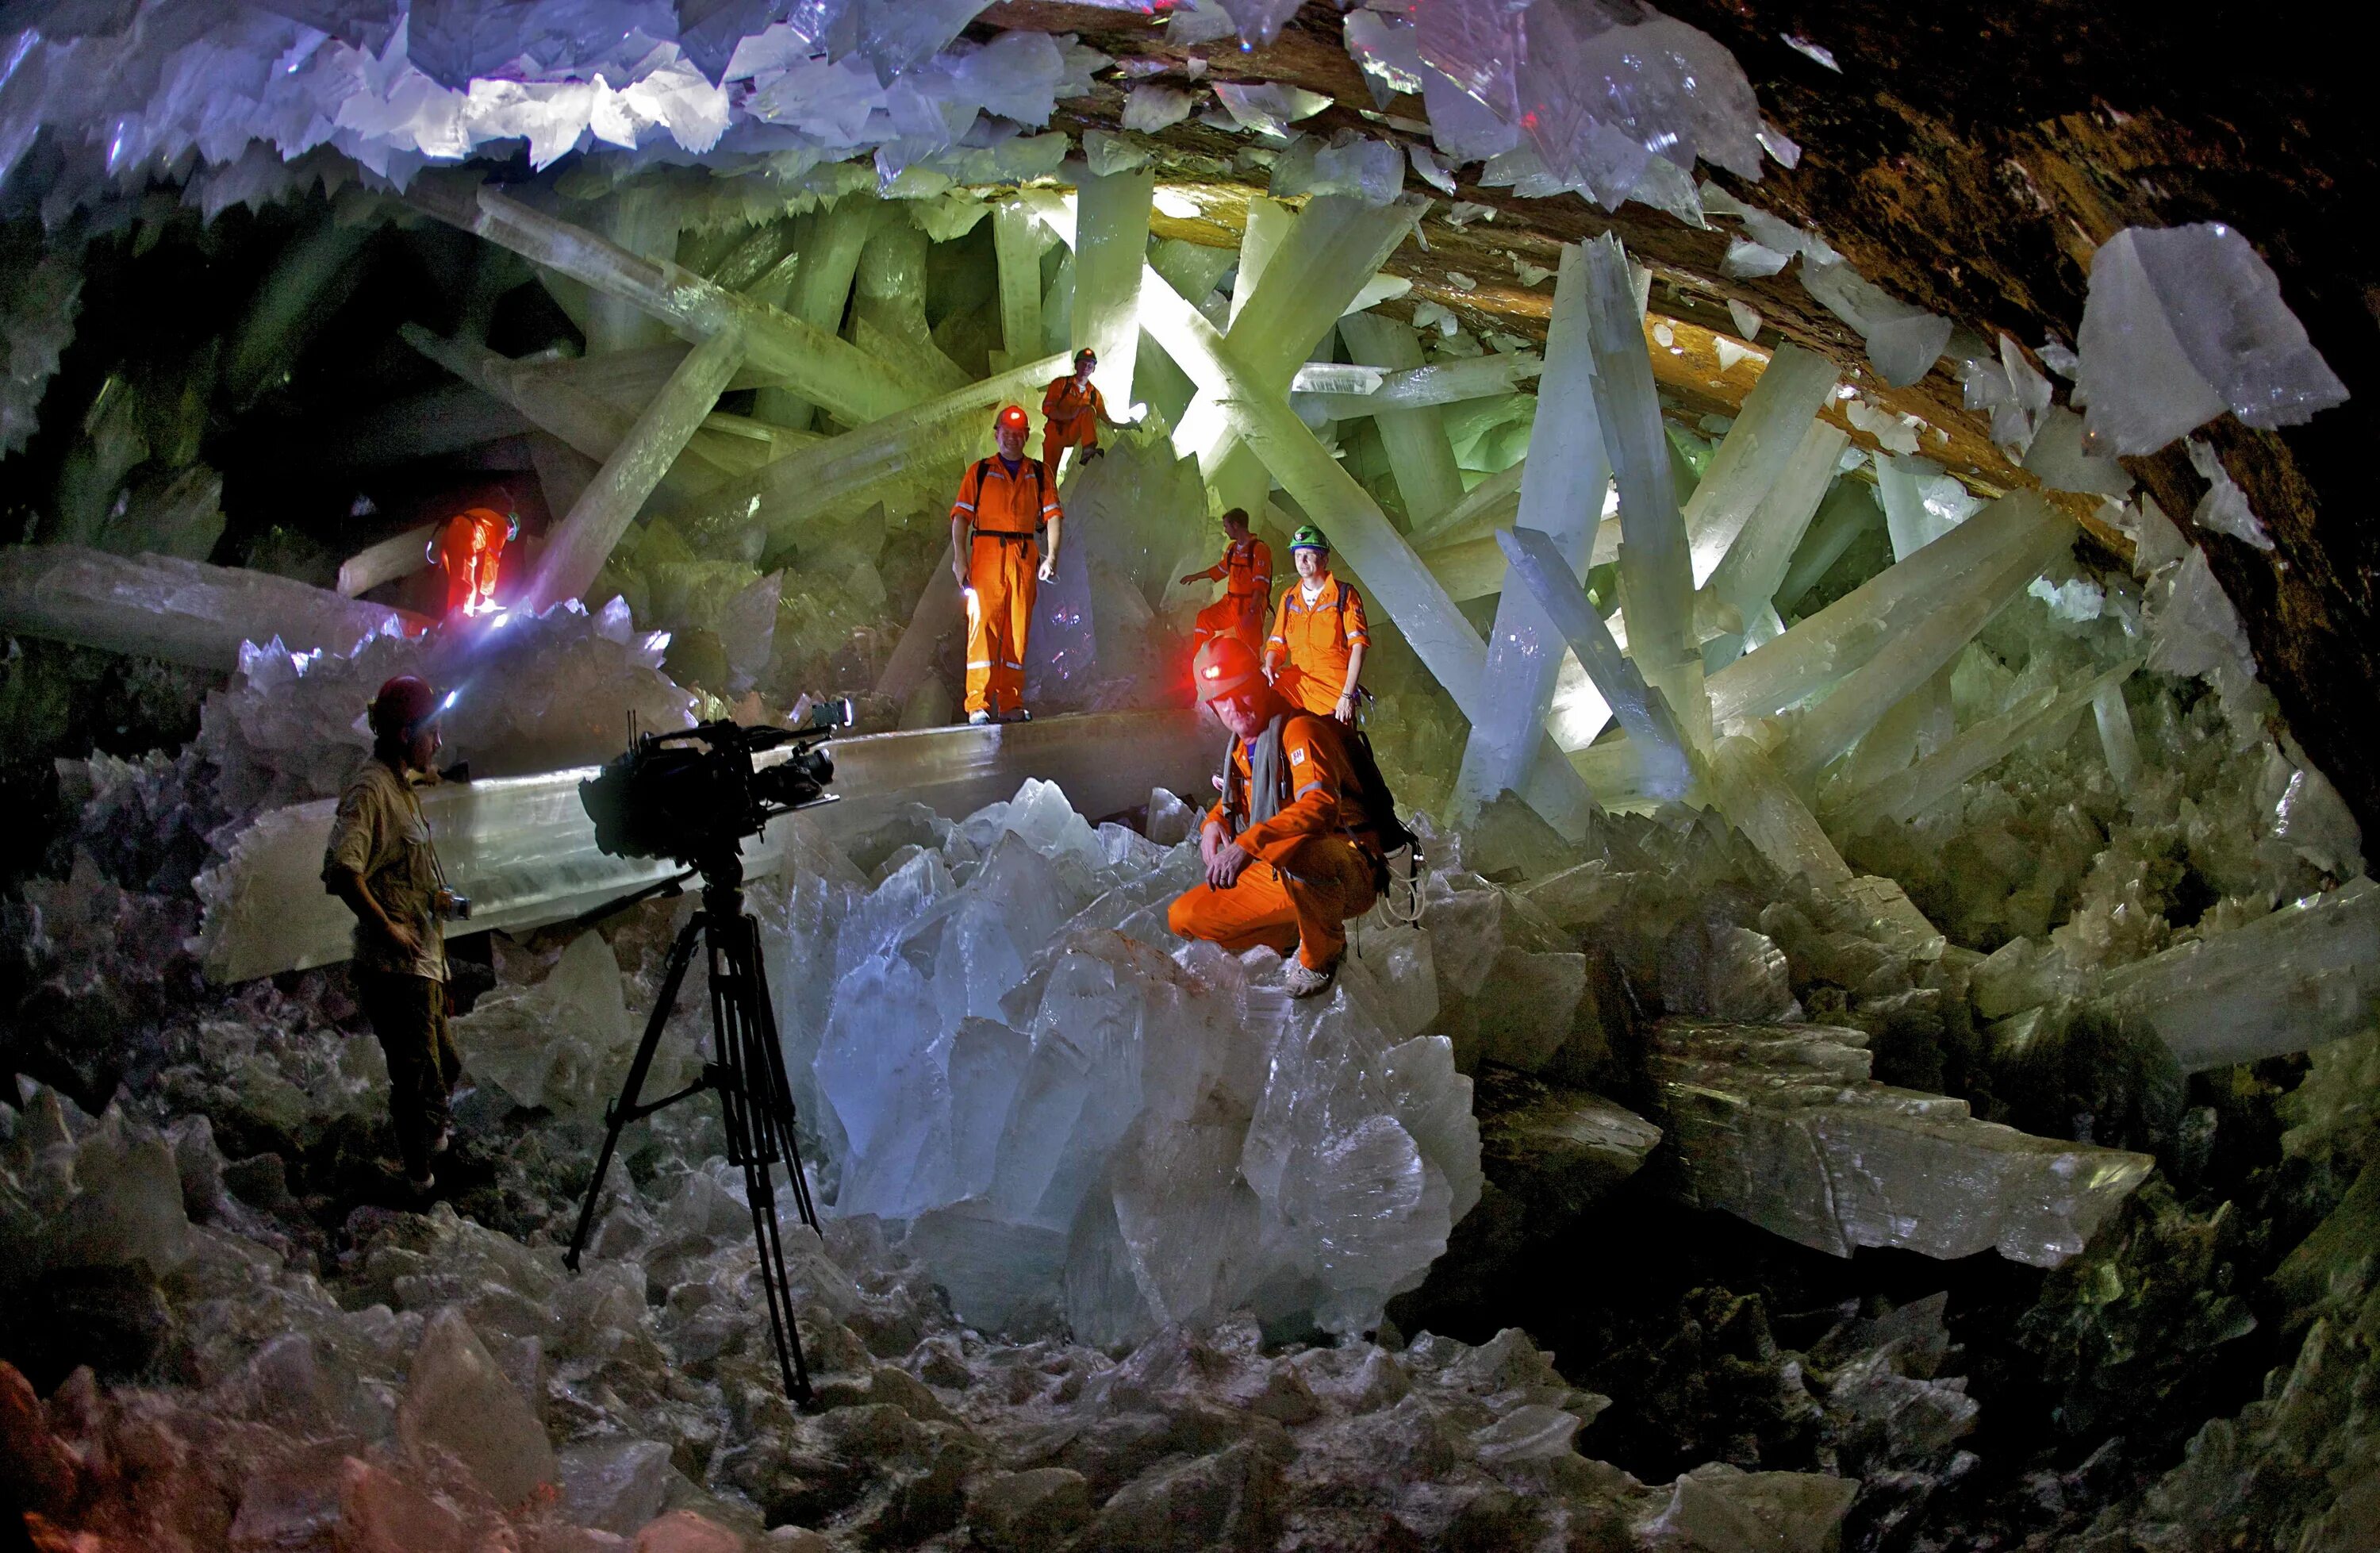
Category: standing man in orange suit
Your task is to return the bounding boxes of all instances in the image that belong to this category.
[1264,524,1368,724]
[950,405,1063,725]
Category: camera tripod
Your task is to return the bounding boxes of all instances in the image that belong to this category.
[562,851,820,1402]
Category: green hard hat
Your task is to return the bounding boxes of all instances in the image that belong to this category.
[1289,523,1330,552]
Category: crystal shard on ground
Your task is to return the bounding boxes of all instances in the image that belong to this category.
[1652,1018,2152,1267]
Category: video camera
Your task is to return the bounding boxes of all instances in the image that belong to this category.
[578,699,854,871]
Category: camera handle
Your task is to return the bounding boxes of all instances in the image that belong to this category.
[561,874,821,1405]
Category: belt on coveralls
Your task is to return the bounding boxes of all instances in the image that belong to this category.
[971,529,1040,544]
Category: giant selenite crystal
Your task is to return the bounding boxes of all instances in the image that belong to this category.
[0,545,425,673]
[1453,244,1614,815]
[2093,876,2380,1072]
[813,780,1476,1344]
[1651,1019,2152,1267]
[2075,223,2348,456]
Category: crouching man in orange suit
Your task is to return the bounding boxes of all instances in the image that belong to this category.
[1165,636,1388,998]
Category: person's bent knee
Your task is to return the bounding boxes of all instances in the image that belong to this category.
[1166,890,1203,939]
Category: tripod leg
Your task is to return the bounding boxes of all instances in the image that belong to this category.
[712,912,815,1402]
[564,913,704,1272]
[745,932,821,1232]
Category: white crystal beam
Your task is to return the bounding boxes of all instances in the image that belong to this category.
[1773,492,2074,782]
[1710,490,2071,735]
[1653,1017,2152,1266]
[1453,244,1622,813]
[337,524,437,598]
[1840,660,2142,825]
[1583,236,1705,749]
[1339,311,1466,530]
[1071,165,1155,406]
[409,180,927,429]
[1705,736,1856,886]
[1701,417,1849,665]
[1292,351,1543,419]
[2093,877,2380,1072]
[1681,344,1840,585]
[678,352,1071,553]
[1491,526,1690,801]
[993,200,1048,367]
[520,328,747,612]
[195,710,1219,985]
[0,546,427,671]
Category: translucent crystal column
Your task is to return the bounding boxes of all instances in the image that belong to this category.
[1710,490,2071,736]
[1453,245,1625,816]
[993,201,1048,369]
[584,185,680,354]
[1338,312,1464,529]
[521,328,747,612]
[1410,461,1528,550]
[2093,876,2380,1072]
[0,545,426,672]
[760,197,884,429]
[410,180,924,429]
[679,352,1071,555]
[1681,344,1840,585]
[1136,265,1599,834]
[1489,525,1691,801]
[1700,418,1848,664]
[1773,493,2075,783]
[1651,1017,2152,1266]
[2094,679,2141,789]
[1706,734,1855,886]
[1071,164,1156,408]
[1843,660,2142,825]
[1294,351,1542,421]
[1776,479,1883,614]
[1582,236,1706,750]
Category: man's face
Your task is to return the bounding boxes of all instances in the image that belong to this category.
[1075,356,1095,382]
[1294,546,1327,582]
[996,422,1027,459]
[1223,517,1250,544]
[405,721,442,772]
[1209,691,1267,741]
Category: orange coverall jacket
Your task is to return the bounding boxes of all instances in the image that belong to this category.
[950,455,1061,717]
[1265,574,1369,716]
[1166,713,1383,971]
[1040,375,1107,463]
[1192,537,1273,653]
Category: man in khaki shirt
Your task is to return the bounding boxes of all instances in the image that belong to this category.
[323,674,461,1193]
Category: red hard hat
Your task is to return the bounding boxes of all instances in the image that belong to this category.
[1192,636,1264,705]
[996,404,1029,432]
[370,674,440,739]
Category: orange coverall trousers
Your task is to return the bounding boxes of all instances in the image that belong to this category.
[964,533,1038,717]
[1165,833,1379,971]
[1192,594,1267,656]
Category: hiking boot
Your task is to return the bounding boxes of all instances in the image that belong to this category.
[968,709,993,725]
[1283,957,1338,998]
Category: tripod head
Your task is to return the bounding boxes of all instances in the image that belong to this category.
[578,701,851,886]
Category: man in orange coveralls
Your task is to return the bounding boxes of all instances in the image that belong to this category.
[1040,348,1123,472]
[1181,506,1273,657]
[1264,523,1368,723]
[428,506,517,617]
[1166,635,1388,998]
[950,405,1064,724]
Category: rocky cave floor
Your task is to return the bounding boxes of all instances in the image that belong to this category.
[2,640,2375,1553]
